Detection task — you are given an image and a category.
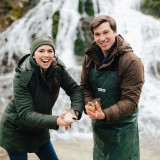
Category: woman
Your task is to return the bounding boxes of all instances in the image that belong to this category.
[0,35,84,160]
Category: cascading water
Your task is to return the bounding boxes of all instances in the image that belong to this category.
[0,0,160,141]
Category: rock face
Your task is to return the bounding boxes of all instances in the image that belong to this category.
[0,0,39,32]
[140,0,160,18]
[0,0,40,74]
[74,17,94,56]
[52,0,95,57]
[74,0,95,56]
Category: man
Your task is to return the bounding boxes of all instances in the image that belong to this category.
[80,15,144,160]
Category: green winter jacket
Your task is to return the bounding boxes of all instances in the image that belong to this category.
[0,54,84,153]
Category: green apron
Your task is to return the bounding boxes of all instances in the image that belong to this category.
[89,64,139,160]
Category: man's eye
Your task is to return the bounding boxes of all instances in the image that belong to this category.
[94,34,99,37]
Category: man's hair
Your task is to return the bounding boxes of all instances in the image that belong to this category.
[90,15,117,34]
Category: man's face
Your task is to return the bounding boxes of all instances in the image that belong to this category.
[93,22,117,55]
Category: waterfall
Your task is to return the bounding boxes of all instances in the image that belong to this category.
[0,0,160,140]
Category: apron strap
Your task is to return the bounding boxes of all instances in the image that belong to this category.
[90,55,121,72]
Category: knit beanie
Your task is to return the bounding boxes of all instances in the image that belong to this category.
[30,35,55,56]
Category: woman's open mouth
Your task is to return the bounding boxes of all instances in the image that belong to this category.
[42,59,49,63]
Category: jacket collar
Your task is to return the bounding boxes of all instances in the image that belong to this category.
[97,37,117,64]
[85,34,133,66]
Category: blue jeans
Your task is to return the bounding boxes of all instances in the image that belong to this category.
[7,141,59,160]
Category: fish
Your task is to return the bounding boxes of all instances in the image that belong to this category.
[87,98,101,112]
[63,107,78,123]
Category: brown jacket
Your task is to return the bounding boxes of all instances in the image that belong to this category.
[80,35,145,122]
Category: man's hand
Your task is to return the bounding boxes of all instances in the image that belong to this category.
[85,101,105,120]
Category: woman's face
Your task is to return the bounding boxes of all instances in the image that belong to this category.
[33,45,55,71]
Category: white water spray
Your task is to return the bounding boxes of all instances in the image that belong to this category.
[0,0,160,140]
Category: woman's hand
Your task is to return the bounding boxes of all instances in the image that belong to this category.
[56,111,72,130]
[85,101,105,120]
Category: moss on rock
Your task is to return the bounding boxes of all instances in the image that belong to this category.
[140,0,160,18]
[52,11,60,40]
[78,0,94,16]
[84,0,94,16]
[74,17,93,56]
